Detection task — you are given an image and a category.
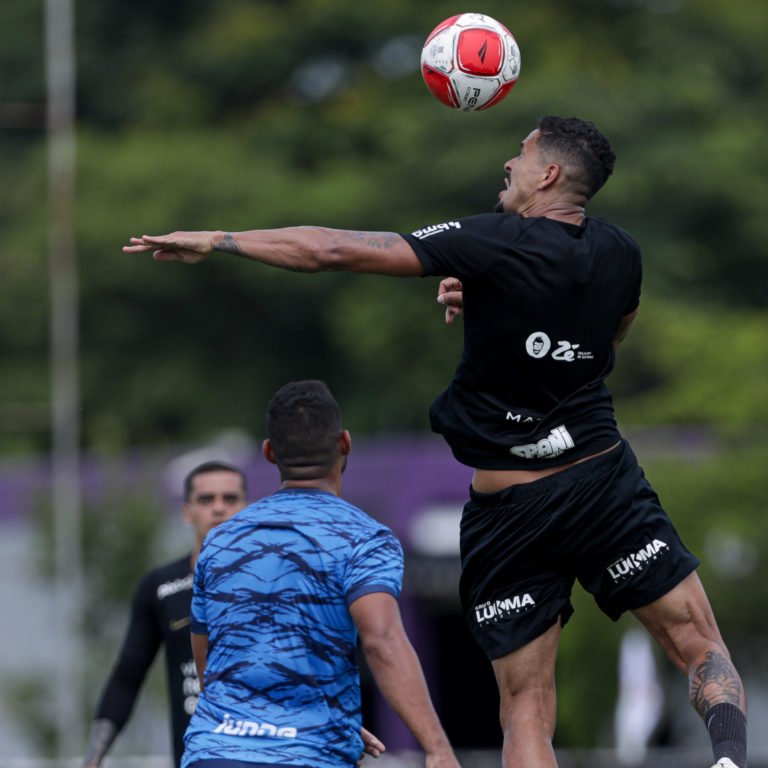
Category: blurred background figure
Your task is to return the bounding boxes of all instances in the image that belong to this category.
[83,461,248,768]
[614,627,663,766]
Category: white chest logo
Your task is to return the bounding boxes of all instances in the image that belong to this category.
[525,332,593,362]
[525,332,551,358]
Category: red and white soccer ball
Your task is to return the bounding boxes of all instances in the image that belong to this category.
[421,13,521,111]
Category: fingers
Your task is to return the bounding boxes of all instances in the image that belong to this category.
[437,288,463,325]
[151,250,179,261]
[123,232,213,264]
[361,726,385,758]
[123,233,212,264]
[122,244,154,253]
[121,243,182,261]
[438,276,462,295]
[444,305,462,324]
[437,277,463,319]
[122,236,155,253]
[437,291,463,307]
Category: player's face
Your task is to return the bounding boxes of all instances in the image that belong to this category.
[496,129,544,214]
[183,470,247,544]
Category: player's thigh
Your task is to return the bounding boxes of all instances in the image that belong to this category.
[631,571,726,673]
[459,469,597,660]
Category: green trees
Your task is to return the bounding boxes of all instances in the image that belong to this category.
[2,0,767,453]
[1,0,767,752]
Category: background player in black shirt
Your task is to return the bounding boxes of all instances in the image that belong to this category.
[83,461,248,768]
[123,116,746,768]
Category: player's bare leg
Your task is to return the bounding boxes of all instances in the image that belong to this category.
[491,619,561,768]
[633,572,746,767]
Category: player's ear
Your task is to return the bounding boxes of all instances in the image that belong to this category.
[262,438,277,465]
[339,429,351,457]
[539,162,561,189]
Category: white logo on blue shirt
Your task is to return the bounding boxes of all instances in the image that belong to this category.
[213,713,298,739]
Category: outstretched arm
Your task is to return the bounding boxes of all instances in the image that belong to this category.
[123,227,425,277]
[350,592,462,768]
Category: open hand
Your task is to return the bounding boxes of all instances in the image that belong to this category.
[122,231,216,264]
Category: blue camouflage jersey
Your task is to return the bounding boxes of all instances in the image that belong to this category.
[182,488,404,768]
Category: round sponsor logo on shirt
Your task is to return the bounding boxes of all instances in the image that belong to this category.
[525,332,551,359]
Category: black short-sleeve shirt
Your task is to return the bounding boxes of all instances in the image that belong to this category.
[401,212,642,470]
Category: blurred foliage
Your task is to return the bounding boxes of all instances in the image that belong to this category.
[1,0,767,453]
[1,0,767,754]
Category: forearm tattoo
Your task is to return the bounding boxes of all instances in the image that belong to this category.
[216,232,243,255]
[690,649,744,716]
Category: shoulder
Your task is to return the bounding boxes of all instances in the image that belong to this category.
[133,555,187,587]
[282,491,401,551]
[142,555,192,584]
[133,556,193,604]
[307,493,397,542]
[408,212,524,241]
[161,554,193,575]
[586,216,641,254]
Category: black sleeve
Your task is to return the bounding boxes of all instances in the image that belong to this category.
[94,571,162,729]
[401,213,520,280]
[623,237,643,314]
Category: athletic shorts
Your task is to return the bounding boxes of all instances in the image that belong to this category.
[459,439,700,660]
[188,761,308,768]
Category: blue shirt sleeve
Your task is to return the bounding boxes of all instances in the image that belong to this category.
[344,529,404,605]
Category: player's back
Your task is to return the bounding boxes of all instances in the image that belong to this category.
[184,488,403,768]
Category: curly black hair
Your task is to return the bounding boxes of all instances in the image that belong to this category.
[536,115,616,199]
[266,380,342,479]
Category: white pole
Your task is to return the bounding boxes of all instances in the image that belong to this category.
[45,0,84,757]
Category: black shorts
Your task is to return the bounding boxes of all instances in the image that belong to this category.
[459,439,700,660]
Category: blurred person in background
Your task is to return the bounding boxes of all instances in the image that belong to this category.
[83,461,248,768]
[183,380,461,768]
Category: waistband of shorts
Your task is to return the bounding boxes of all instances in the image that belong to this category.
[469,438,629,505]
[187,760,309,768]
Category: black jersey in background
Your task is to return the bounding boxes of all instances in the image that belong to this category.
[94,554,197,768]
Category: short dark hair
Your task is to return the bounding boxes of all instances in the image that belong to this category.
[266,380,342,480]
[184,460,247,500]
[536,115,616,199]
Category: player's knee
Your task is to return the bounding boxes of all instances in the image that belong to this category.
[498,682,557,738]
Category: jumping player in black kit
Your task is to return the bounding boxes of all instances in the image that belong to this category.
[83,461,248,768]
[124,115,747,768]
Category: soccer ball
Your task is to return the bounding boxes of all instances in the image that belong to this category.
[421,13,521,111]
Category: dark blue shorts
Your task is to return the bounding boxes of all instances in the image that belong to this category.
[187,761,308,768]
[459,439,700,660]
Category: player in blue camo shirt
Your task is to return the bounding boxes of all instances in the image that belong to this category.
[184,380,461,768]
